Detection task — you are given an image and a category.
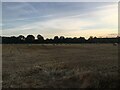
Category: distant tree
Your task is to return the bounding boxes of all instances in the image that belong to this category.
[60,36,65,40]
[54,36,59,43]
[88,36,93,40]
[94,37,97,39]
[26,35,35,43]
[45,38,53,44]
[93,37,98,43]
[117,36,120,43]
[10,36,18,43]
[79,37,85,40]
[0,36,1,44]
[79,37,86,43]
[88,36,94,43]
[60,36,65,43]
[1,35,119,44]
[18,35,25,41]
[65,38,72,44]
[72,37,78,43]
[54,36,59,40]
[37,34,44,41]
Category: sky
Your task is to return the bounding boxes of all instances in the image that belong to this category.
[2,2,118,39]
[1,0,119,2]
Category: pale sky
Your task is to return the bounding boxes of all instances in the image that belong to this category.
[2,2,118,39]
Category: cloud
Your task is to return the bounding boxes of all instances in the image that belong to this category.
[2,16,97,37]
[76,4,118,30]
[2,0,119,2]
[2,2,118,38]
[3,2,39,22]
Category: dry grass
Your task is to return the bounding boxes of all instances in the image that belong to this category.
[2,44,119,88]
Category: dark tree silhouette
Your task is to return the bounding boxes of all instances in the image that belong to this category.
[17,35,25,44]
[78,37,86,43]
[59,36,65,43]
[72,37,78,43]
[45,38,53,44]
[54,36,59,44]
[0,36,1,44]
[10,36,18,43]
[1,35,120,44]
[65,38,72,44]
[37,34,44,40]
[88,36,94,43]
[60,36,65,40]
[37,34,44,43]
[18,35,25,41]
[26,35,35,43]
[88,36,93,40]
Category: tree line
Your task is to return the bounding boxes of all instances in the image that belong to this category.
[1,34,120,44]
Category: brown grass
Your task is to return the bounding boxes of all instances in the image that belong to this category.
[2,44,119,88]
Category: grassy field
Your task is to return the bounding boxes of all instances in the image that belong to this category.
[2,44,119,88]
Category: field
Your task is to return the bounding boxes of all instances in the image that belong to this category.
[2,44,119,88]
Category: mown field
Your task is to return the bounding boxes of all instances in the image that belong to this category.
[2,44,119,88]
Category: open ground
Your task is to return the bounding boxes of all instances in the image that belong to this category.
[2,44,119,88]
